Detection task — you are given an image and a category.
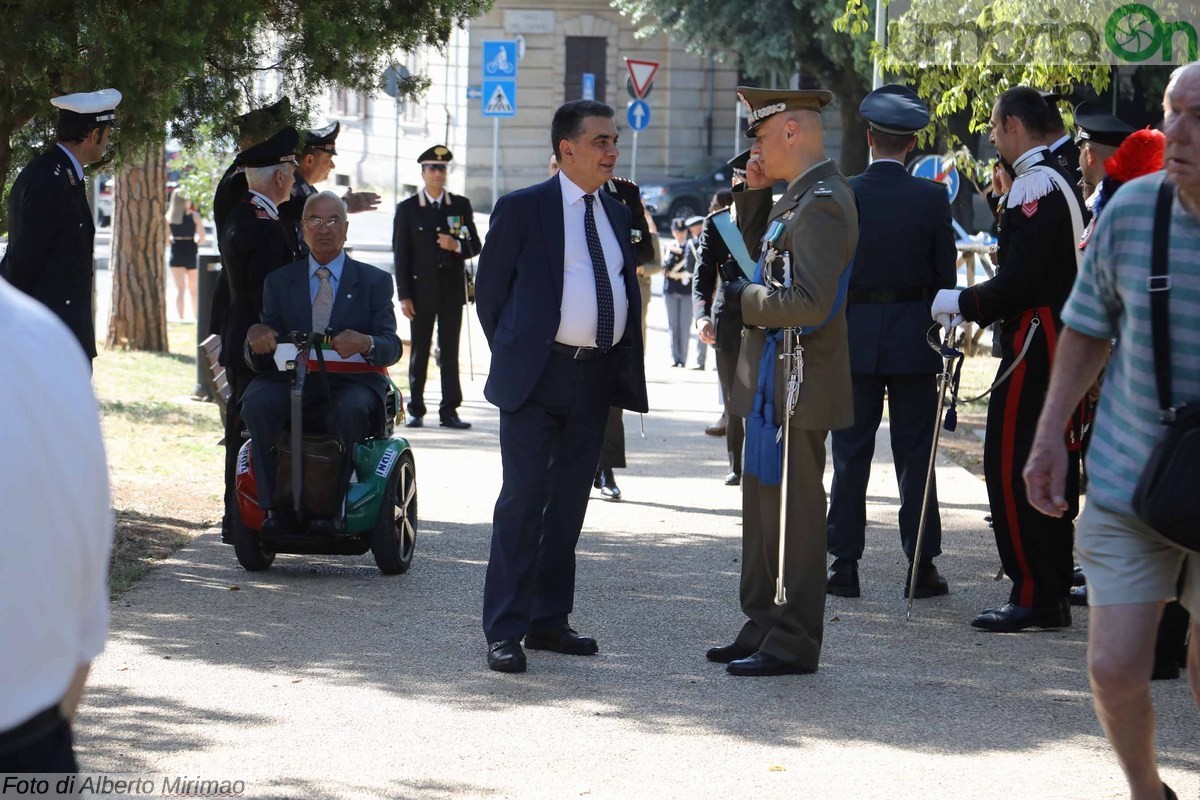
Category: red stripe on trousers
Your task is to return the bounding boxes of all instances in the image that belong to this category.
[1001,310,1035,608]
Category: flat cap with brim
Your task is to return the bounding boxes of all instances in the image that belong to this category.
[237,126,299,168]
[235,97,291,141]
[418,144,453,164]
[304,121,339,154]
[727,149,751,174]
[738,86,834,135]
[52,88,122,125]
[685,216,705,228]
[860,84,929,135]
[1073,101,1137,148]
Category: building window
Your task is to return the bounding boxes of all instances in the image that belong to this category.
[564,36,607,103]
[330,87,349,116]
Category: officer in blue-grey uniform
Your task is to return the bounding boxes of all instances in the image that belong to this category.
[1,88,122,363]
[826,84,958,599]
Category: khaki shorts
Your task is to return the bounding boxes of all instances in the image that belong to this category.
[1076,501,1199,617]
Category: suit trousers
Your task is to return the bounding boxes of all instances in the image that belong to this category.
[483,350,616,642]
[598,407,626,470]
[827,374,942,563]
[715,344,744,471]
[734,427,829,670]
[240,375,380,510]
[408,297,464,419]
[984,313,1079,609]
[0,714,77,773]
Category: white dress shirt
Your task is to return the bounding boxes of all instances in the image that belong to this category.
[0,278,113,731]
[555,171,629,348]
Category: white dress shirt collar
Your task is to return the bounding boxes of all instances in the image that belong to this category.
[248,190,280,219]
[56,143,84,181]
[559,170,596,207]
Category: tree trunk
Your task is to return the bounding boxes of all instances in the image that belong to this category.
[835,79,870,177]
[107,146,168,352]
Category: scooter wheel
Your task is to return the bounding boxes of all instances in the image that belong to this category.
[233,517,276,571]
[371,450,417,575]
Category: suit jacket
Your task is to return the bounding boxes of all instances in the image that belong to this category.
[476,174,649,415]
[392,190,481,314]
[845,161,957,374]
[729,160,859,431]
[255,255,403,405]
[217,197,298,369]
[0,147,97,358]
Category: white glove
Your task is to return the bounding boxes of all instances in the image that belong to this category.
[931,289,962,322]
[936,313,964,330]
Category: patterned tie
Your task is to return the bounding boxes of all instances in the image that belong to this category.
[312,267,334,333]
[583,194,615,350]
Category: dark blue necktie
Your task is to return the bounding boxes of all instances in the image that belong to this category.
[583,194,615,350]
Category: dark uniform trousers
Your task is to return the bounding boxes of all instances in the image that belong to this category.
[0,707,77,773]
[714,327,746,473]
[483,351,616,642]
[735,427,829,669]
[986,307,1079,608]
[828,373,941,562]
[409,288,464,419]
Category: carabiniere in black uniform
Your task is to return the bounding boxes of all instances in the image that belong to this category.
[826,85,957,599]
[392,145,481,428]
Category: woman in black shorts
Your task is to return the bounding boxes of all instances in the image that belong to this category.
[166,190,206,320]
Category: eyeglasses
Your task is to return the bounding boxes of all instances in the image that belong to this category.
[302,216,345,230]
[424,164,447,172]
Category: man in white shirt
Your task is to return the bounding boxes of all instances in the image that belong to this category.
[475,100,648,673]
[0,277,113,771]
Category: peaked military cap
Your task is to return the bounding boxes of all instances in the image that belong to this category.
[727,149,751,175]
[235,97,291,142]
[737,86,834,136]
[1073,101,1136,148]
[1037,89,1064,103]
[52,88,122,126]
[860,84,929,135]
[304,121,339,154]
[418,145,453,165]
[237,126,299,168]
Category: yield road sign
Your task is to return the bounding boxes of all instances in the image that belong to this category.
[482,79,517,117]
[627,99,650,132]
[624,58,660,98]
[910,154,960,202]
[483,41,518,77]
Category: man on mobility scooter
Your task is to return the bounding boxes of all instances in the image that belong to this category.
[236,190,412,573]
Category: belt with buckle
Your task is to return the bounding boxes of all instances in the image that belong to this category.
[550,342,607,361]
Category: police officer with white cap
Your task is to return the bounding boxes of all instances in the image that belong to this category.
[1,88,122,362]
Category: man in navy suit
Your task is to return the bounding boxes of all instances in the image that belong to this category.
[825,85,957,599]
[241,191,402,524]
[476,100,649,673]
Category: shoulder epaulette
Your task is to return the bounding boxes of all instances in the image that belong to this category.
[254,207,272,220]
[1006,167,1056,208]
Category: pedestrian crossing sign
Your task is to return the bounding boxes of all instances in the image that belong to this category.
[482,79,517,117]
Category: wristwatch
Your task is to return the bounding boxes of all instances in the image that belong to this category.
[365,337,376,361]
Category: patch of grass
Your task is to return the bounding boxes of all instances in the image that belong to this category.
[95,323,224,594]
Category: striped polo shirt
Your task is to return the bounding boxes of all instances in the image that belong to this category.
[1062,172,1200,515]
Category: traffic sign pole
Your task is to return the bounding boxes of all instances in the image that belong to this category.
[631,130,639,184]
[492,117,499,208]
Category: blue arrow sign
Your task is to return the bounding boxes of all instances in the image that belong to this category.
[482,79,517,117]
[482,41,518,78]
[627,99,650,132]
[909,154,960,202]
[582,73,595,101]
[466,85,483,100]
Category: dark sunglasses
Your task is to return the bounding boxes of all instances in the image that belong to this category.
[424,164,448,172]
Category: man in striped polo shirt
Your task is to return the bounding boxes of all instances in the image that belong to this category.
[1024,63,1200,800]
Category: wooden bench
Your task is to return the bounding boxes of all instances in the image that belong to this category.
[198,334,231,426]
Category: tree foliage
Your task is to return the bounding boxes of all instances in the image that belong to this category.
[614,0,876,174]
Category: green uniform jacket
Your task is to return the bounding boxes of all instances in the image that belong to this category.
[728,159,858,432]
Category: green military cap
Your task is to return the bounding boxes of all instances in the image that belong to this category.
[737,86,834,136]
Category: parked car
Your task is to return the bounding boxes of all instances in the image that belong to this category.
[95,174,114,228]
[638,157,730,222]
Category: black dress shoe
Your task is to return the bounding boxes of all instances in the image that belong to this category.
[970,601,1070,632]
[827,558,860,598]
[904,560,949,599]
[439,415,471,430]
[596,468,621,501]
[706,642,755,664]
[524,626,599,655]
[1072,565,1087,587]
[724,470,741,486]
[726,651,815,677]
[705,420,726,437]
[488,639,527,673]
[1152,660,1181,681]
[405,415,424,428]
[1068,584,1088,606]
